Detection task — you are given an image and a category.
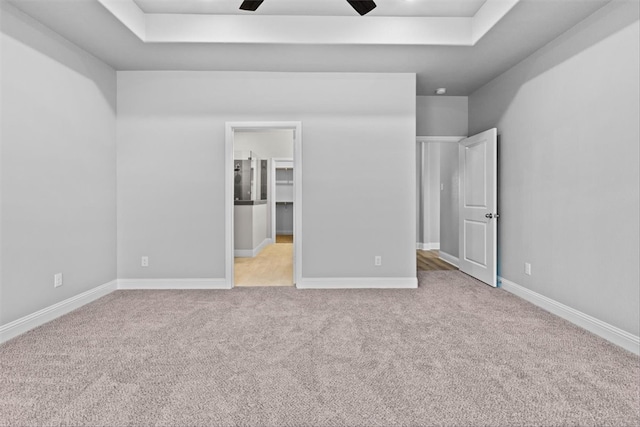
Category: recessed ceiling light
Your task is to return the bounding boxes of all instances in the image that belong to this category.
[435,88,447,95]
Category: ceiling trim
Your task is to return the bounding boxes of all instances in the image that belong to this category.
[97,0,519,46]
[472,0,520,43]
[100,0,146,40]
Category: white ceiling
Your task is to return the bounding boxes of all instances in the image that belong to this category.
[6,0,610,95]
[132,0,488,17]
[99,0,515,46]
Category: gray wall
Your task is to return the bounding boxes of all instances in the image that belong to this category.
[276,204,294,235]
[426,143,440,246]
[439,143,459,258]
[416,96,468,137]
[234,204,268,251]
[415,143,422,243]
[234,130,294,159]
[418,142,441,246]
[469,0,639,335]
[117,71,416,280]
[0,3,117,325]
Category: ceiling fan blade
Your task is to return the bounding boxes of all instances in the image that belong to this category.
[239,1,264,12]
[347,1,376,16]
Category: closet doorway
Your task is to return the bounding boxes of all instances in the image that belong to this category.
[416,136,464,271]
[225,122,302,288]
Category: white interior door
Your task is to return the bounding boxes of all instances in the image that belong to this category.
[458,128,498,287]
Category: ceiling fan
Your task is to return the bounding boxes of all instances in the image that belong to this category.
[239,1,377,16]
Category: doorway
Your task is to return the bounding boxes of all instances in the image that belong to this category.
[416,136,464,271]
[225,122,302,288]
[415,130,499,287]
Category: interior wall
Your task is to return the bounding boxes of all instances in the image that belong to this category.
[416,96,468,137]
[117,71,416,280]
[439,143,459,258]
[469,0,640,335]
[0,3,117,325]
[234,129,294,159]
[419,142,441,247]
[415,143,422,244]
[234,204,268,252]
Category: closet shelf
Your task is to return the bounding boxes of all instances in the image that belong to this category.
[275,180,294,185]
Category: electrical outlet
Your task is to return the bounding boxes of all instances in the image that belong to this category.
[524,262,532,276]
[141,256,149,267]
[441,183,444,191]
[54,273,63,288]
[374,256,382,267]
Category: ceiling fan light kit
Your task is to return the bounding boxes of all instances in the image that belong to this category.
[239,0,377,16]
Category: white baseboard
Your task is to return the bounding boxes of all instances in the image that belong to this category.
[417,242,440,250]
[0,280,118,344]
[439,251,459,267]
[499,277,640,355]
[235,238,272,258]
[117,278,230,290]
[297,277,418,289]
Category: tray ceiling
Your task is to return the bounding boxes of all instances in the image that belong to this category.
[5,0,612,95]
[132,0,488,17]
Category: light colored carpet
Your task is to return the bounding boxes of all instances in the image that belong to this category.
[1,271,638,426]
[234,243,293,287]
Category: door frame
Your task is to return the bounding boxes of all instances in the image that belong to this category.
[225,121,303,288]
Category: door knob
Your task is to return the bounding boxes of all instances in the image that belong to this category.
[485,213,493,219]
